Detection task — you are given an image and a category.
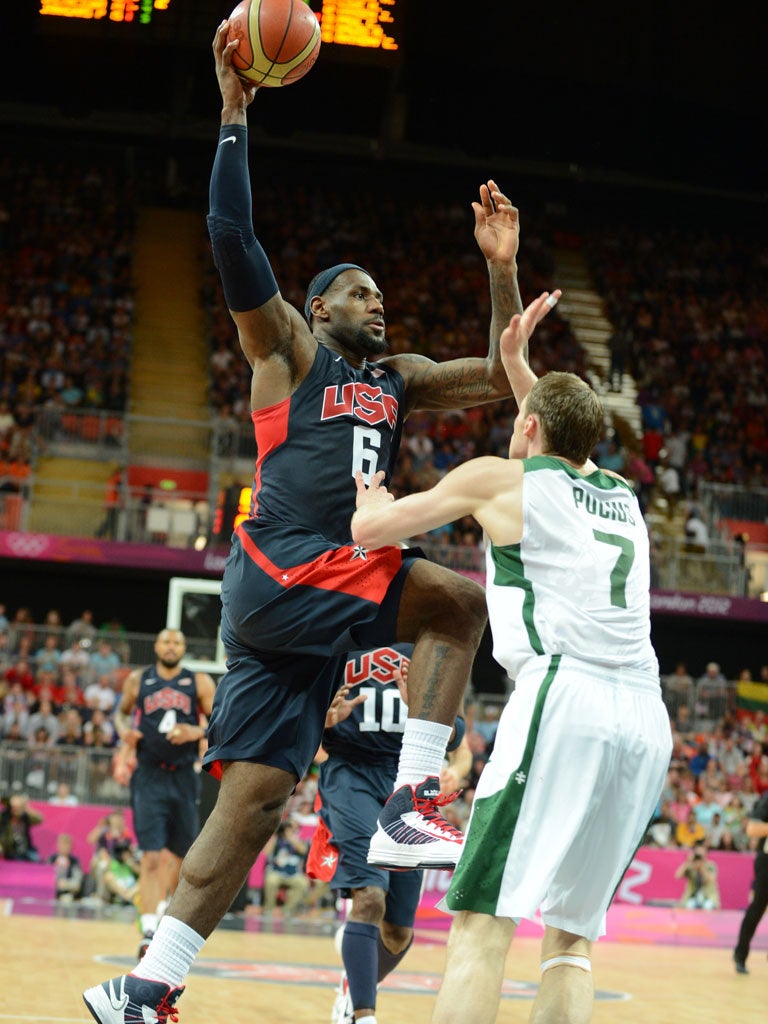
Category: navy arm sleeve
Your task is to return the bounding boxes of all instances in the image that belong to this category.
[206,124,279,313]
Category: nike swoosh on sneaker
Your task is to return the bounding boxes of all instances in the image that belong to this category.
[219,135,237,146]
[108,978,129,1012]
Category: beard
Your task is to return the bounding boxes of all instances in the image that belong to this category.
[352,325,387,357]
[158,656,181,670]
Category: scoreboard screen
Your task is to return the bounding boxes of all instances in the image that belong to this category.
[38,0,171,22]
[37,0,404,55]
[311,0,401,52]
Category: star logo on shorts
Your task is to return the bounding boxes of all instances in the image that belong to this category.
[321,852,337,869]
[515,770,527,785]
[350,545,368,561]
[281,573,290,582]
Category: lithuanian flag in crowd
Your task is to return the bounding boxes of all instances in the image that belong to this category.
[736,680,768,714]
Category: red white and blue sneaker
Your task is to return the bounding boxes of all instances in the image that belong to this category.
[367,776,464,869]
[83,974,184,1024]
[330,969,354,1024]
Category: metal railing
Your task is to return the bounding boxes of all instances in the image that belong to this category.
[0,742,128,807]
[0,625,216,679]
[699,481,768,525]
[35,407,128,459]
[660,676,746,735]
[651,535,750,596]
[32,406,254,467]
[22,478,214,547]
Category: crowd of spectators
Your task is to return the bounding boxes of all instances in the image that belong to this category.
[0,151,136,477]
[3,149,766,564]
[199,169,767,556]
[3,601,768,923]
[582,223,768,495]
[0,602,130,754]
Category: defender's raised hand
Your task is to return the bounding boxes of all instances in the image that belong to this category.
[499,289,562,407]
[500,290,562,366]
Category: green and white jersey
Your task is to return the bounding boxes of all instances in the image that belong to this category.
[486,455,658,679]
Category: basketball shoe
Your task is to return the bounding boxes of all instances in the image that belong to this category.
[83,974,184,1024]
[330,970,353,1024]
[367,776,464,869]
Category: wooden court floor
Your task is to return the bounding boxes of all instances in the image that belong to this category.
[0,906,761,1024]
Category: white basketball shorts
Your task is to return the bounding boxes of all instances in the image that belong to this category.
[444,653,672,941]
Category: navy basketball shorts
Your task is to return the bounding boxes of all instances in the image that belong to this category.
[318,758,423,928]
[204,522,424,783]
[130,762,201,859]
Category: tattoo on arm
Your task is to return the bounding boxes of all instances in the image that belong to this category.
[489,264,525,364]
[401,358,497,407]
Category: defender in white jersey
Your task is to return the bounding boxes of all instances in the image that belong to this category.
[352,289,673,1024]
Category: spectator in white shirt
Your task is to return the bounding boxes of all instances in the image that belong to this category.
[84,675,118,715]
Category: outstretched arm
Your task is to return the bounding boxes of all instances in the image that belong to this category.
[384,181,523,413]
[474,179,523,357]
[208,21,315,403]
[351,458,511,549]
[500,289,561,407]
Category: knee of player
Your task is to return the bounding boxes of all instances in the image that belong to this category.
[434,577,488,637]
[351,885,387,923]
[140,850,164,873]
[380,920,413,954]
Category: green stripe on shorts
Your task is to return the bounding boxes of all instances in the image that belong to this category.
[446,655,560,915]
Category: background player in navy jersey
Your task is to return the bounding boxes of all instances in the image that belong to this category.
[112,629,216,960]
[309,644,471,1024]
[84,21,522,1023]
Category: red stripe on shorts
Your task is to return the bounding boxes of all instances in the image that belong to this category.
[234,523,402,604]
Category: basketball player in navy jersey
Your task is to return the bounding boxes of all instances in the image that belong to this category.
[84,19,522,1022]
[112,629,216,960]
[310,645,471,1024]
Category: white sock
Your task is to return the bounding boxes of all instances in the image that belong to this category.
[132,916,205,988]
[356,1017,377,1024]
[394,719,452,790]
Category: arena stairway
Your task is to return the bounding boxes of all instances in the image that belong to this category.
[127,208,212,466]
[552,247,642,446]
[25,458,120,537]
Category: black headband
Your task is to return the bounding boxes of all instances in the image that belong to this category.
[304,263,368,321]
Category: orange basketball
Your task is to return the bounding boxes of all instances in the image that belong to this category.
[226,0,321,88]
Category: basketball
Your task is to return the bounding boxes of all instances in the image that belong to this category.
[226,0,321,88]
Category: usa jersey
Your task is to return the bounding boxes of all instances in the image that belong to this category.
[486,456,659,679]
[322,644,413,766]
[135,666,201,768]
[249,343,406,545]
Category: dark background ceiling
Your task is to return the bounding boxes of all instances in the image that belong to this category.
[2,1,765,201]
